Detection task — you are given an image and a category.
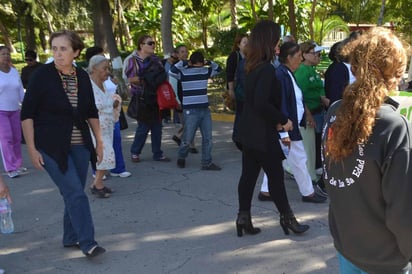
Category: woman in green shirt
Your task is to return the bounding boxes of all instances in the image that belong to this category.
[294,41,329,191]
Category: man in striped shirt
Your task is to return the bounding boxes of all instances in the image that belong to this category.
[169,51,222,170]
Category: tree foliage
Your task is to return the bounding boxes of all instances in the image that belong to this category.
[0,0,411,59]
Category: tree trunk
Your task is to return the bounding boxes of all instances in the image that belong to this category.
[308,0,317,40]
[92,0,106,49]
[161,0,173,56]
[268,0,274,21]
[377,0,386,26]
[250,0,258,23]
[40,7,55,34]
[0,20,16,53]
[202,17,208,50]
[116,1,125,51]
[288,0,297,38]
[101,0,128,99]
[101,0,117,55]
[118,0,133,49]
[25,13,36,50]
[230,0,237,29]
[39,28,47,52]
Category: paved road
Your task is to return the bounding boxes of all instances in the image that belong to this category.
[0,118,338,274]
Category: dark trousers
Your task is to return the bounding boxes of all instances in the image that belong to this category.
[232,101,244,151]
[238,146,290,214]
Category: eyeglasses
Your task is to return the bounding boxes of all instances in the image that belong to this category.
[25,58,34,62]
[142,41,155,46]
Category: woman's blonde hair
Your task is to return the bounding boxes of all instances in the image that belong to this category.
[326,27,407,162]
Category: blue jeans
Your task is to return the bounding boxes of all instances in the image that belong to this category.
[41,145,97,254]
[338,253,367,274]
[111,122,126,173]
[338,252,410,274]
[130,120,163,160]
[178,108,212,166]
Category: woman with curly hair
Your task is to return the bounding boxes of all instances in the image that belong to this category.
[322,27,412,273]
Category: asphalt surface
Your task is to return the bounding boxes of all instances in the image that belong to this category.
[0,117,338,274]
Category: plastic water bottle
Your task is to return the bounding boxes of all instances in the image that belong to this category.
[0,198,14,234]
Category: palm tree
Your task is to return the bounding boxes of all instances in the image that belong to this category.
[313,15,349,45]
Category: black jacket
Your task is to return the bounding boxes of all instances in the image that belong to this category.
[21,63,99,172]
[238,62,287,153]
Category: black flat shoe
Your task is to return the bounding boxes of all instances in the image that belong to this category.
[155,156,171,162]
[177,158,185,168]
[90,186,110,198]
[258,192,272,201]
[102,186,114,194]
[302,192,327,203]
[86,246,106,258]
[189,147,199,154]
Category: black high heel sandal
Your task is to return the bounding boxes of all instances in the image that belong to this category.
[279,212,309,235]
[236,211,261,237]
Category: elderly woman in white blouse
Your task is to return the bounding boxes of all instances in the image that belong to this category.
[88,55,122,198]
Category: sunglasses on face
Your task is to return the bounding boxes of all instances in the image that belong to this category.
[142,41,155,46]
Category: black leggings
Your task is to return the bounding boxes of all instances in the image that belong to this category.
[238,146,291,214]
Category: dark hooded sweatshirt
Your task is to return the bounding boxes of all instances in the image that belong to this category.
[322,98,412,274]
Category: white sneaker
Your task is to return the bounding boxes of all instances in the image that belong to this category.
[110,171,131,178]
[8,171,19,178]
[92,174,107,180]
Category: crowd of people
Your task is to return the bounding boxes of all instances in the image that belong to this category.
[1,21,411,273]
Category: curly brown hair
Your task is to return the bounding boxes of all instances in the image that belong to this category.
[326,27,407,162]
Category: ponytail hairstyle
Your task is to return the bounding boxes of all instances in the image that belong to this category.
[326,27,407,162]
